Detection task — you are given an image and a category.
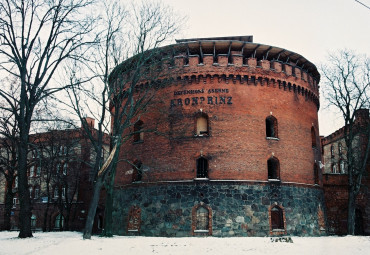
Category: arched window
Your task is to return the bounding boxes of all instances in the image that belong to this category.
[311,127,317,147]
[314,163,319,185]
[133,120,144,142]
[270,205,284,230]
[127,206,141,233]
[196,157,208,178]
[132,161,143,182]
[29,186,33,198]
[338,143,342,155]
[34,185,40,199]
[31,214,37,228]
[267,157,280,180]
[196,206,209,230]
[339,160,345,173]
[266,116,278,138]
[331,145,334,157]
[55,214,64,229]
[332,163,338,173]
[192,203,212,235]
[196,113,209,136]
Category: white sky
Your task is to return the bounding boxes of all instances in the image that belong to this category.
[160,0,370,136]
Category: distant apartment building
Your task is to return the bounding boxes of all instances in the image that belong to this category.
[0,117,109,232]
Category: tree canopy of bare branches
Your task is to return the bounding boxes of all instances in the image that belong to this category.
[65,0,184,239]
[320,49,370,235]
[0,0,95,238]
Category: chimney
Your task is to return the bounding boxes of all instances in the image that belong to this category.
[82,117,95,129]
[354,109,369,125]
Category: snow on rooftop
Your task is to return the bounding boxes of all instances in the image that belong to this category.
[0,231,369,255]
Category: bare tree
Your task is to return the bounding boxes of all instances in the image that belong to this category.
[321,49,370,235]
[66,0,183,239]
[0,0,95,237]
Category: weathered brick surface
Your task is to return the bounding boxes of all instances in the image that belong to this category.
[112,37,325,236]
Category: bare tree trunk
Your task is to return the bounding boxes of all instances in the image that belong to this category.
[347,187,356,235]
[83,177,104,239]
[18,130,32,238]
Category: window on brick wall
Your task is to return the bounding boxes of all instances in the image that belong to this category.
[34,186,40,199]
[314,163,319,184]
[196,113,209,136]
[55,214,64,229]
[31,214,37,228]
[196,157,208,179]
[338,143,343,155]
[271,205,284,230]
[332,163,338,173]
[267,157,280,180]
[133,120,144,143]
[331,145,334,158]
[29,186,33,198]
[266,116,278,138]
[339,160,345,174]
[132,161,143,182]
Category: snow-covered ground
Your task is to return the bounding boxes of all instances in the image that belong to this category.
[1,231,369,255]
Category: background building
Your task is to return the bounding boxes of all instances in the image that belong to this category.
[321,109,370,235]
[0,118,108,232]
[111,36,327,237]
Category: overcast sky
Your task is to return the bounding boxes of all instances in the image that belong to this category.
[160,0,370,136]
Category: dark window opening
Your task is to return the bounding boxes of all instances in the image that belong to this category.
[196,206,209,230]
[268,157,280,180]
[271,206,284,230]
[338,143,342,155]
[314,163,319,184]
[132,161,143,182]
[196,157,208,178]
[133,120,144,142]
[311,127,317,147]
[266,116,278,138]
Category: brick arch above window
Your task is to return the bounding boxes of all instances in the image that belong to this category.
[192,203,212,236]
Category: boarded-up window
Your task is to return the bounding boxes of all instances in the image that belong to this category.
[196,206,209,230]
[196,116,208,135]
[127,206,141,232]
[271,206,284,230]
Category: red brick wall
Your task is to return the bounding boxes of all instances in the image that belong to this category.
[114,52,322,187]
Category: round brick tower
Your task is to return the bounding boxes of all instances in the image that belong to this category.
[111,36,326,237]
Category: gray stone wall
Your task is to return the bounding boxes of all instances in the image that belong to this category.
[112,181,326,237]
